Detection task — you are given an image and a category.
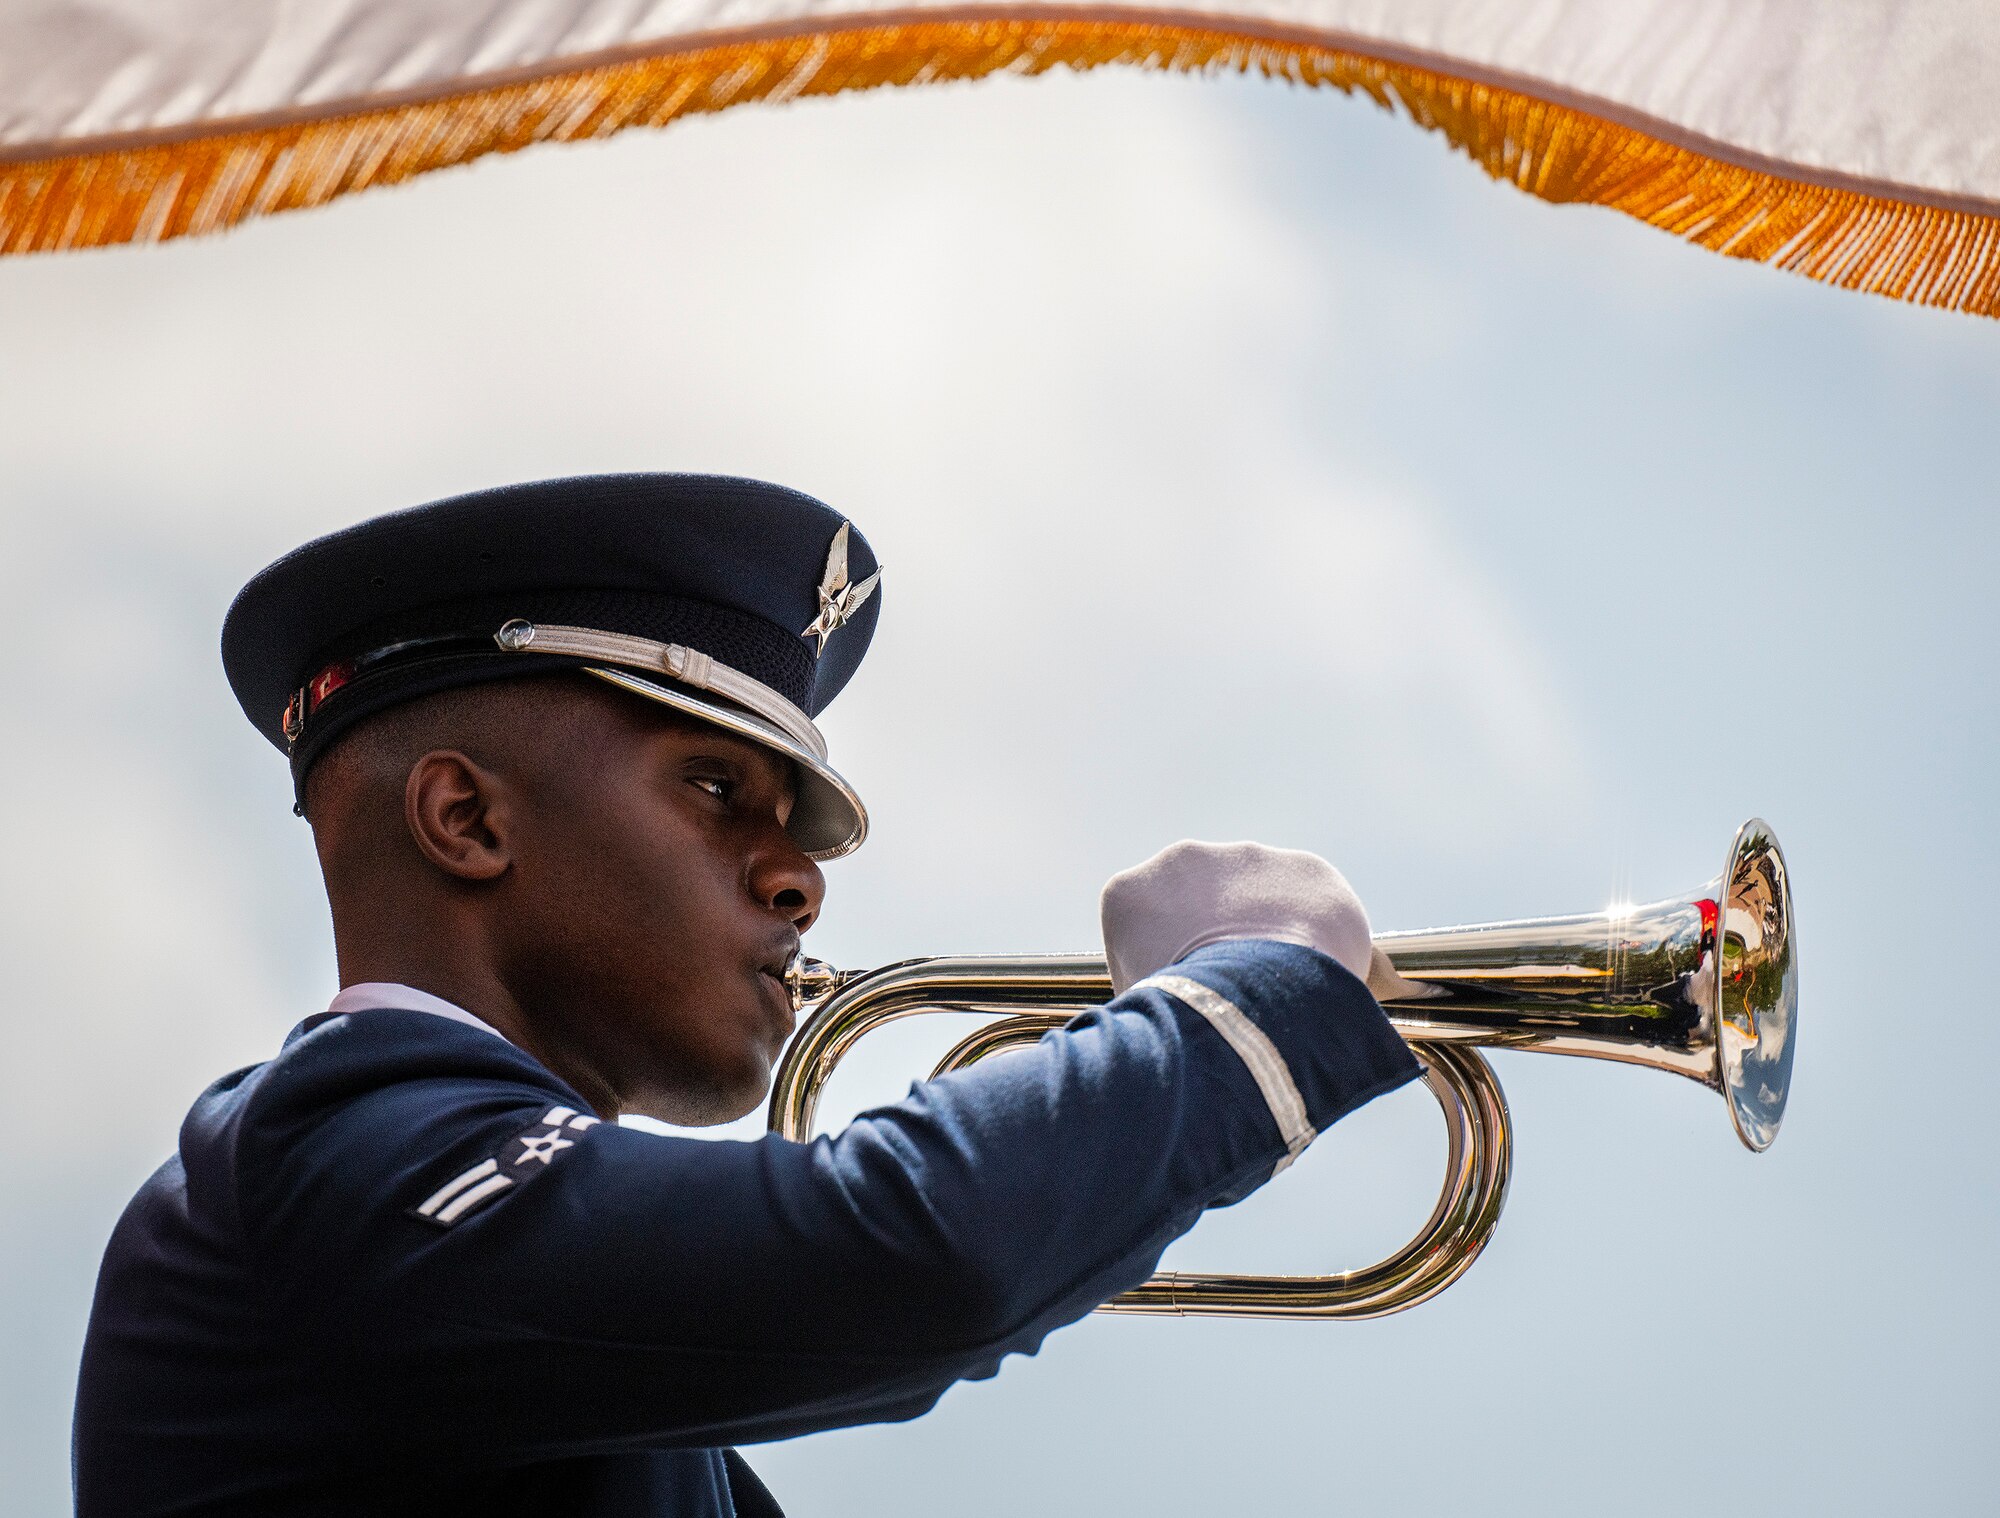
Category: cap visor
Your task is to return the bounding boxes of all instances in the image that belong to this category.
[584,666,867,860]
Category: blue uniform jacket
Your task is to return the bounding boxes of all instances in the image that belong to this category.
[74,940,1419,1516]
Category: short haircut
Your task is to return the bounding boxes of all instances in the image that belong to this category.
[300,673,600,826]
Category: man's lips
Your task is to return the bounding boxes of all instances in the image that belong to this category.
[759,944,801,994]
[752,932,804,1048]
[756,937,803,1040]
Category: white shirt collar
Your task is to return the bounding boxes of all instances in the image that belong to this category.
[326,982,511,1045]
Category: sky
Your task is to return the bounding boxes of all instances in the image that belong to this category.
[2,61,1997,1516]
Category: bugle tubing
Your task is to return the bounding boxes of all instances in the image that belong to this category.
[770,819,1795,1319]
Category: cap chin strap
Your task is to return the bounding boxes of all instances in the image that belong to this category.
[492,619,826,761]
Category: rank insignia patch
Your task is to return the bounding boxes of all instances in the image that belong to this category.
[413,1105,601,1228]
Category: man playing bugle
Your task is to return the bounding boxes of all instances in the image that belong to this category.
[74,474,1418,1517]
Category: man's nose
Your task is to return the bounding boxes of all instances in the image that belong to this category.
[752,834,825,933]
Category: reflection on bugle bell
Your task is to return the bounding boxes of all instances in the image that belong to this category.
[775,819,1796,1320]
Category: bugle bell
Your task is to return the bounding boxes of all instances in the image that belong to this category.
[772,818,1795,1319]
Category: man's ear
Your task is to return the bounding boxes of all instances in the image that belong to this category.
[404,750,512,882]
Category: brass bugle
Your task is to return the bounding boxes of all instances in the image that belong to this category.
[771,819,1795,1320]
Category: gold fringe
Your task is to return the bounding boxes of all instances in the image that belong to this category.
[4,14,1997,316]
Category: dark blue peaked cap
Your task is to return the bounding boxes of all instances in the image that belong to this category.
[221,473,882,858]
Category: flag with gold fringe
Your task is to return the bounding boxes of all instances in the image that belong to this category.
[4,1,1997,316]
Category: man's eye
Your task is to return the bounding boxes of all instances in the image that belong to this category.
[691,776,731,802]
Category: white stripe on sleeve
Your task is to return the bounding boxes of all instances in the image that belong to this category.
[1134,972,1318,1172]
[433,1172,515,1223]
[416,1157,499,1217]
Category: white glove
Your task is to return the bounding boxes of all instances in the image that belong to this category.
[1099,840,1374,997]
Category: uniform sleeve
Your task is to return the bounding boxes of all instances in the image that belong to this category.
[240,939,1418,1466]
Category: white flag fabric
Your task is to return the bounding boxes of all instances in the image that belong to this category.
[3,1,1997,314]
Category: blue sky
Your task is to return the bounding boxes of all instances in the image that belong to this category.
[2,63,1996,1515]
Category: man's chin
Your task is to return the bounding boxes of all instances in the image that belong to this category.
[626,1060,772,1128]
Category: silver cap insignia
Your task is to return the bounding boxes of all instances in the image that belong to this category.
[802,522,881,657]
